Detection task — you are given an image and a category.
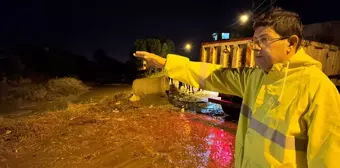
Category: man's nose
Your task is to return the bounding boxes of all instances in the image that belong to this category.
[252,43,262,51]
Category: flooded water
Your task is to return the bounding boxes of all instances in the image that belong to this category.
[184,114,236,168]
[0,85,238,167]
[1,105,238,168]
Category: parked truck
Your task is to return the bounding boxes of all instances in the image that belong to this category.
[201,38,340,120]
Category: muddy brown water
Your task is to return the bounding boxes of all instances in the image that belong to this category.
[0,85,238,168]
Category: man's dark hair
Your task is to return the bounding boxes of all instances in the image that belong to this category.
[253,7,303,48]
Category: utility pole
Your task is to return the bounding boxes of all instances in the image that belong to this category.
[270,0,273,9]
[252,0,274,17]
[252,0,255,10]
[252,0,256,20]
[252,0,256,12]
[252,0,261,18]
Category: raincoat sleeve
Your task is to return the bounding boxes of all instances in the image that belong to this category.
[304,78,340,167]
[164,54,257,98]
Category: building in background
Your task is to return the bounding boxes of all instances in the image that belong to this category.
[211,21,340,47]
[303,21,340,46]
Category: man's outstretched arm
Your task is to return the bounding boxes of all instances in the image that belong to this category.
[165,54,259,98]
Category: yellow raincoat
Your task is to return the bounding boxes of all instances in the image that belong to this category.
[165,48,340,167]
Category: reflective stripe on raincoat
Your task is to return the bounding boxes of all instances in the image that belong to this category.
[164,48,340,168]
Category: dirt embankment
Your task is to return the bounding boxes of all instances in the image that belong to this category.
[0,77,89,103]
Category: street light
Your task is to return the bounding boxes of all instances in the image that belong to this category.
[239,14,249,24]
[184,43,192,52]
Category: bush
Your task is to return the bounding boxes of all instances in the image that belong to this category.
[1,77,90,103]
[6,84,48,102]
[47,77,89,96]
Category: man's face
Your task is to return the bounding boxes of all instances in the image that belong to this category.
[252,26,289,72]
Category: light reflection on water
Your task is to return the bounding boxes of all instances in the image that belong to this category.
[197,92,225,116]
[200,102,224,115]
[202,127,234,167]
[184,116,236,168]
[171,89,236,167]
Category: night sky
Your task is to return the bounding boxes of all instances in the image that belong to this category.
[0,0,339,62]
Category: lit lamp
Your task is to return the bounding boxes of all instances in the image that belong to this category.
[142,60,147,70]
[184,43,192,52]
[239,14,249,24]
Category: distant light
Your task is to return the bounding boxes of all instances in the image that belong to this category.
[184,43,192,52]
[239,14,249,24]
[142,60,147,70]
[221,33,230,40]
[212,33,218,41]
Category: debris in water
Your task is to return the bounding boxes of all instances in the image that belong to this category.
[114,117,125,121]
[129,94,140,102]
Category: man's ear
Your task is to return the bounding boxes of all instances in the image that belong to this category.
[287,35,299,53]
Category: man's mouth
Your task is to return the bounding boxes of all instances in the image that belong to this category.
[255,55,264,58]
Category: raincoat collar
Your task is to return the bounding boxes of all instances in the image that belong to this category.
[270,48,322,74]
[265,48,322,103]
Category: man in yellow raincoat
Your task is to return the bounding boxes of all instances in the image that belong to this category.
[134,7,340,168]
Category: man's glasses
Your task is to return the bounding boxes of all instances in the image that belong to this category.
[249,36,289,51]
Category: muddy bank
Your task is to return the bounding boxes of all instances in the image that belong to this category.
[0,85,132,118]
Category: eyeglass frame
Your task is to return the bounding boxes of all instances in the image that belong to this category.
[249,36,290,51]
